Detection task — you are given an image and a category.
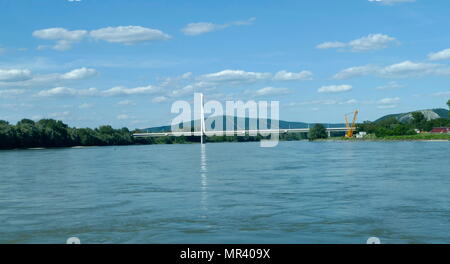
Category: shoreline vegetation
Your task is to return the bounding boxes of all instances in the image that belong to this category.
[1,105,449,149]
[335,133,450,141]
[6,133,450,151]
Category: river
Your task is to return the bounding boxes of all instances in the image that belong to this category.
[0,141,449,243]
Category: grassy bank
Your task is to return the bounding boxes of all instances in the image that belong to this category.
[340,133,450,141]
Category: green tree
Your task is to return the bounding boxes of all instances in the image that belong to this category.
[309,124,328,140]
[75,128,100,146]
[412,111,426,130]
[15,119,40,148]
[36,119,71,147]
[447,99,450,117]
[0,120,16,149]
[412,112,425,123]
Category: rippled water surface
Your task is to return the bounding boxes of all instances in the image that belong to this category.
[0,141,449,243]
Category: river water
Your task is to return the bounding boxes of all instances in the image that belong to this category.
[0,141,449,244]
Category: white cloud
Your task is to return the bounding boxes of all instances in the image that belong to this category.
[32,28,88,51]
[288,100,336,106]
[117,114,129,120]
[230,17,256,26]
[368,0,415,5]
[428,48,450,61]
[379,61,441,78]
[0,69,33,82]
[33,26,170,51]
[333,65,377,79]
[36,45,49,51]
[377,97,400,109]
[152,96,168,103]
[182,17,255,36]
[0,48,5,54]
[0,103,33,111]
[288,99,358,107]
[90,26,170,44]
[62,67,98,80]
[33,28,87,41]
[0,89,25,98]
[52,40,74,51]
[376,81,404,90]
[0,68,98,90]
[291,97,398,109]
[251,87,291,97]
[50,111,71,119]
[343,99,358,105]
[154,72,218,99]
[36,87,98,97]
[317,34,397,52]
[160,72,193,87]
[431,91,450,97]
[31,115,43,121]
[378,97,400,104]
[78,103,94,109]
[318,85,352,93]
[117,100,136,106]
[334,60,450,79]
[273,70,313,81]
[35,87,69,97]
[316,42,346,50]
[349,34,396,52]
[152,69,313,100]
[102,85,160,96]
[198,70,271,84]
[182,23,221,36]
[170,85,195,97]
[377,104,398,109]
[31,83,161,98]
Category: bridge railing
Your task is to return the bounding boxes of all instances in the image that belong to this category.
[133,127,354,137]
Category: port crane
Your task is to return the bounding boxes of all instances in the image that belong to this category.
[345,110,359,138]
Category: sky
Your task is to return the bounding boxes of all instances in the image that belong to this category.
[1,0,450,128]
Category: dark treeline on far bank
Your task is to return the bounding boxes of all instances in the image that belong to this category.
[0,119,138,149]
[0,118,313,149]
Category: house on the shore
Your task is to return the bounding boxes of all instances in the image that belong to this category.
[430,127,450,134]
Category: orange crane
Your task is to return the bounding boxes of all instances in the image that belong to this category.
[345,110,359,138]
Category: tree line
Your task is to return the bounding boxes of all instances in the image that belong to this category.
[0,119,142,149]
[357,112,450,137]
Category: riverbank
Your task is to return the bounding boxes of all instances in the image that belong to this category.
[2,133,449,151]
[337,133,450,141]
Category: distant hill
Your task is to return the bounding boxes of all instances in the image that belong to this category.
[138,108,449,132]
[139,116,346,133]
[375,108,448,123]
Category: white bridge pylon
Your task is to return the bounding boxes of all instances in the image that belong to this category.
[199,93,206,144]
[133,93,353,142]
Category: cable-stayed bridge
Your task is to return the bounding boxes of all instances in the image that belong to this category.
[132,93,354,142]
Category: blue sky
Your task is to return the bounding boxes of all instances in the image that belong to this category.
[1,0,450,128]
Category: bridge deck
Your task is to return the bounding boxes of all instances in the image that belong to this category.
[133,127,353,137]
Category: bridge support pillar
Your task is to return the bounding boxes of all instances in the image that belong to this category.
[200,93,205,144]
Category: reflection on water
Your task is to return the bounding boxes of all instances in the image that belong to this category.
[200,144,208,214]
[0,141,449,243]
